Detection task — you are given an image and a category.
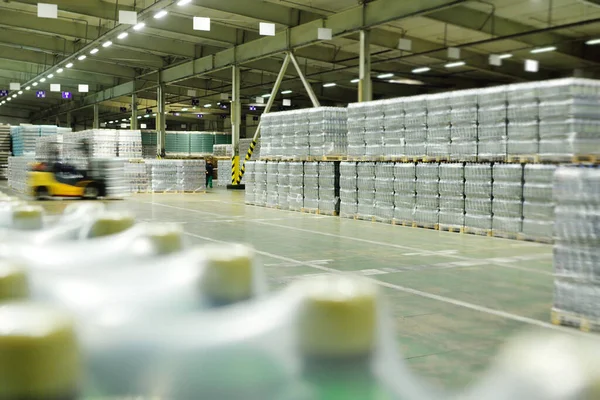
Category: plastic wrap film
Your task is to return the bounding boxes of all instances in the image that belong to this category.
[280,111,295,158]
[308,108,348,157]
[492,164,523,233]
[393,163,416,223]
[426,126,451,159]
[506,83,539,157]
[374,163,394,222]
[303,162,319,211]
[438,163,465,228]
[254,161,268,207]
[478,86,507,161]
[414,163,439,225]
[146,160,177,193]
[278,162,290,210]
[288,162,304,211]
[464,163,493,231]
[363,100,386,157]
[522,164,557,239]
[383,99,405,158]
[244,161,256,205]
[317,162,338,214]
[117,130,142,158]
[553,166,600,321]
[403,96,427,159]
[293,111,310,158]
[266,162,279,207]
[357,162,376,219]
[340,161,358,218]
[347,102,367,157]
[260,114,274,158]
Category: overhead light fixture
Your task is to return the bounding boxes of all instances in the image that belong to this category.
[412,67,431,73]
[204,103,212,107]
[177,0,192,5]
[323,83,337,87]
[261,94,271,98]
[40,78,46,82]
[137,116,142,119]
[281,90,292,94]
[33,82,38,87]
[152,113,157,116]
[181,108,189,111]
[6,98,11,101]
[25,86,31,90]
[499,54,513,59]
[118,32,129,40]
[586,38,600,45]
[530,46,556,54]
[78,55,86,61]
[57,68,64,73]
[144,114,150,118]
[17,91,22,95]
[133,23,145,31]
[388,78,425,86]
[377,73,394,79]
[122,118,127,122]
[445,61,466,68]
[102,41,112,48]
[12,94,17,98]
[47,74,54,79]
[66,63,74,68]
[154,10,168,19]
[90,48,99,54]
[351,78,360,83]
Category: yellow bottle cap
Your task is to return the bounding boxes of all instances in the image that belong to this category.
[86,212,135,238]
[0,303,81,398]
[12,205,44,230]
[144,223,184,255]
[199,244,255,303]
[295,275,377,358]
[0,261,29,302]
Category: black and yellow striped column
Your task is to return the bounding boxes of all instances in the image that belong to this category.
[236,139,257,184]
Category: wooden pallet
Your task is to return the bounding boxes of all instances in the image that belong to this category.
[438,224,463,233]
[392,219,414,227]
[301,208,319,214]
[477,156,507,163]
[373,216,393,224]
[462,227,493,237]
[317,209,339,216]
[412,222,439,230]
[422,156,450,163]
[551,308,600,333]
[572,154,599,164]
[506,154,541,164]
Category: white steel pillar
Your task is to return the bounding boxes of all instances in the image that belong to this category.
[131,93,138,130]
[229,65,242,187]
[92,104,99,129]
[359,30,372,102]
[156,83,166,157]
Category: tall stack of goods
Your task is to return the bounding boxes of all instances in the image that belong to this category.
[217,159,230,187]
[147,160,178,192]
[308,107,347,157]
[393,163,416,224]
[356,162,375,219]
[464,163,493,232]
[8,156,35,192]
[10,126,23,156]
[244,161,256,204]
[438,163,465,230]
[213,144,232,158]
[522,164,557,240]
[177,160,206,192]
[260,114,273,158]
[268,114,283,158]
[374,163,394,222]
[277,162,290,210]
[254,161,267,206]
[35,135,63,161]
[552,166,600,325]
[426,94,451,159]
[414,163,440,227]
[281,111,295,158]
[383,99,405,158]
[347,103,366,157]
[339,162,358,218]
[507,83,539,158]
[404,96,427,159]
[90,158,129,198]
[0,125,10,179]
[266,161,279,207]
[538,78,600,161]
[317,162,338,214]
[302,162,319,212]
[450,90,478,161]
[117,130,142,158]
[293,110,310,158]
[364,100,385,157]
[124,161,149,193]
[288,162,304,211]
[478,87,507,161]
[492,164,524,234]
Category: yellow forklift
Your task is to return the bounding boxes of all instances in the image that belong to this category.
[28,139,107,200]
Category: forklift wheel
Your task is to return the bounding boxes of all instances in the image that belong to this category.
[83,185,100,200]
[35,187,50,201]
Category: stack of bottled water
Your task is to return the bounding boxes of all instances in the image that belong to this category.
[123,161,149,193]
[347,102,367,157]
[281,112,296,158]
[364,100,386,157]
[266,161,279,207]
[450,90,479,161]
[117,130,142,158]
[254,161,267,206]
[393,163,416,224]
[293,111,310,158]
[269,113,284,158]
[277,162,290,210]
[308,108,348,157]
[438,163,465,229]
[414,163,440,226]
[147,160,178,192]
[176,160,206,193]
[383,99,405,158]
[538,78,600,161]
[260,114,273,158]
[357,162,376,219]
[374,163,395,222]
[426,94,451,159]
[478,86,507,161]
[288,162,304,211]
[522,164,557,240]
[552,165,600,322]
[317,162,338,214]
[404,96,427,159]
[7,155,35,193]
[464,163,493,231]
[507,83,539,157]
[302,162,319,211]
[217,159,230,187]
[244,161,256,205]
[339,161,358,218]
[492,164,523,234]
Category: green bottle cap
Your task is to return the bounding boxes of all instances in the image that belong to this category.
[144,223,184,255]
[0,303,81,398]
[0,261,29,302]
[86,212,135,238]
[199,244,255,304]
[296,275,378,358]
[12,205,44,230]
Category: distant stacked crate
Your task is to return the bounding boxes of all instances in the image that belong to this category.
[11,125,59,156]
[450,90,478,161]
[339,162,358,218]
[177,160,206,192]
[254,161,267,206]
[522,164,557,240]
[0,125,10,179]
[374,163,394,222]
[8,156,34,192]
[492,164,524,234]
[364,100,385,157]
[507,83,539,158]
[266,161,279,207]
[347,103,366,157]
[356,162,375,219]
[244,161,256,204]
[278,162,290,210]
[426,94,451,160]
[303,162,319,212]
[393,163,416,224]
[124,160,149,193]
[383,99,404,158]
[438,163,465,230]
[64,130,117,158]
[118,130,142,158]
[10,126,23,156]
[318,162,338,214]
[216,159,230,187]
[464,163,493,232]
[288,162,304,211]
[552,166,600,323]
[415,163,439,227]
[213,144,232,158]
[404,96,427,159]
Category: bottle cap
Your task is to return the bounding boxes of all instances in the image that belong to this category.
[295,275,377,358]
[0,303,80,398]
[199,244,255,304]
[12,205,44,230]
[85,212,135,238]
[144,223,184,255]
[0,261,29,301]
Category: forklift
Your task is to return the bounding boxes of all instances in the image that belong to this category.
[28,139,108,200]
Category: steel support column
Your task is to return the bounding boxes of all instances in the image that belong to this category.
[156,83,166,157]
[289,52,320,107]
[66,112,72,128]
[92,104,99,129]
[131,94,138,130]
[359,30,372,102]
[228,65,243,189]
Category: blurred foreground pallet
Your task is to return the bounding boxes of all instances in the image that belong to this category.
[551,308,600,333]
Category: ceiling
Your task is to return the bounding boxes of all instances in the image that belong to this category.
[0,0,599,129]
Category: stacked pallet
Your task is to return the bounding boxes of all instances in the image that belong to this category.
[339,162,358,218]
[117,130,142,158]
[7,155,35,192]
[0,124,10,179]
[216,159,230,187]
[522,164,557,241]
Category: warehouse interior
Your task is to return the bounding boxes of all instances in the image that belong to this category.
[1,0,600,398]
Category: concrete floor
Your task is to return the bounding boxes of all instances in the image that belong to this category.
[2,184,593,391]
